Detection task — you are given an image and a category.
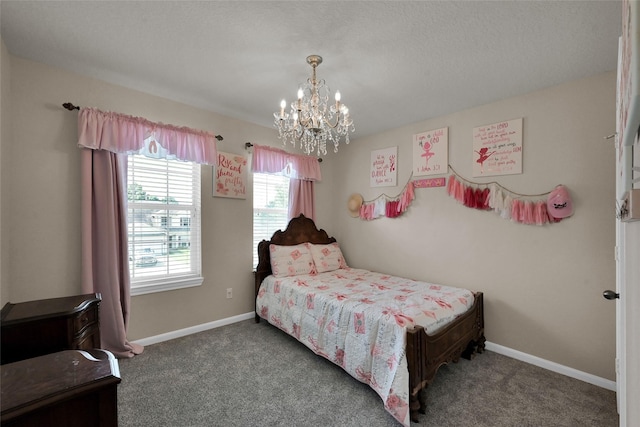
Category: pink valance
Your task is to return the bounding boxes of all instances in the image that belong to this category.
[251,144,322,181]
[77,107,217,165]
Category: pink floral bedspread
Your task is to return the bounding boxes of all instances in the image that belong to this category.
[256,267,474,426]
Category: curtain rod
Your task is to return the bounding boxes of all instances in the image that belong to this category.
[62,102,224,141]
[244,142,322,162]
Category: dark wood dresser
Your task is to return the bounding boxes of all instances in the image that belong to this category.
[1,349,121,427]
[1,294,101,365]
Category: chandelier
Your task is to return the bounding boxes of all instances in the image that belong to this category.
[274,55,354,156]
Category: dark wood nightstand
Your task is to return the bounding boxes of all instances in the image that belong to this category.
[1,349,121,427]
[1,293,102,365]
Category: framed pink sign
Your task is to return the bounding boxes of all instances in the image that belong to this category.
[413,177,446,188]
[413,127,448,176]
[214,151,247,199]
[370,147,397,187]
[472,118,523,177]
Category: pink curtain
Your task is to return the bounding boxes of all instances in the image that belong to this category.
[289,179,315,221]
[77,107,218,358]
[251,144,322,181]
[251,144,320,220]
[81,149,143,358]
[78,107,217,164]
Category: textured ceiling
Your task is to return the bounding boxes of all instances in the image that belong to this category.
[0,1,622,142]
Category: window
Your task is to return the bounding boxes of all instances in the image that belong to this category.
[127,154,202,295]
[253,173,290,268]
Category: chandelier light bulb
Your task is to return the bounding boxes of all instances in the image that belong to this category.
[280,99,286,118]
[274,55,355,156]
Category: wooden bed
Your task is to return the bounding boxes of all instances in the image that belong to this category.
[254,214,485,423]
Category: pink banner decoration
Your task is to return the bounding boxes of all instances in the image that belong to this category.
[413,177,446,188]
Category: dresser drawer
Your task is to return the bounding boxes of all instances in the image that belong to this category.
[75,328,101,350]
[74,306,98,334]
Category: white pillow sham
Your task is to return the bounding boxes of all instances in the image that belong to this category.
[269,243,317,277]
[309,242,348,273]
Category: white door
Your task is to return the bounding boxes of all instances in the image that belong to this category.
[615,133,639,427]
[620,219,640,426]
[614,5,640,421]
[614,184,639,427]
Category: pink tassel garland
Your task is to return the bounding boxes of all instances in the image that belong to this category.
[386,200,400,218]
[454,179,465,204]
[511,199,521,222]
[533,201,549,225]
[447,175,456,197]
[474,188,484,209]
[464,186,476,208]
[522,201,534,225]
[501,195,513,219]
[479,188,491,210]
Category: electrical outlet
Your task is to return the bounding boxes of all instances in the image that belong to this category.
[226,288,232,299]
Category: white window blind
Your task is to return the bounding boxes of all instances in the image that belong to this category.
[127,154,202,295]
[253,173,290,268]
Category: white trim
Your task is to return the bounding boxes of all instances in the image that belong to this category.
[485,341,616,391]
[131,275,203,296]
[132,312,255,347]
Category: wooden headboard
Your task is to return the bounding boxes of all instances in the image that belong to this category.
[254,214,336,320]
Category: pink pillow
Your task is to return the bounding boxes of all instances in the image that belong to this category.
[309,243,348,273]
[269,243,317,277]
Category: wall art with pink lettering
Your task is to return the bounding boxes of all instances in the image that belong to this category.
[214,151,247,199]
[370,147,397,188]
[413,127,448,177]
[472,118,523,177]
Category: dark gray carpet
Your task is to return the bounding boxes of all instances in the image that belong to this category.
[117,319,618,427]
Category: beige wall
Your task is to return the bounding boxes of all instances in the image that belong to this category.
[331,71,617,380]
[1,38,11,305]
[2,47,616,381]
[2,53,336,338]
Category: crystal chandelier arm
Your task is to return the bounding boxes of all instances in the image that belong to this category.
[321,105,350,129]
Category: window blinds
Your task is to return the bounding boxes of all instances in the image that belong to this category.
[252,173,290,268]
[127,154,201,292]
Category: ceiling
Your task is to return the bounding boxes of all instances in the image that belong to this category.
[0,1,622,142]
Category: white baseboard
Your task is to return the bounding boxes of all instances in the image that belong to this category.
[132,311,255,347]
[485,341,616,392]
[132,316,616,393]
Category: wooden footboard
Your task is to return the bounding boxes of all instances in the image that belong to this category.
[405,291,485,422]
